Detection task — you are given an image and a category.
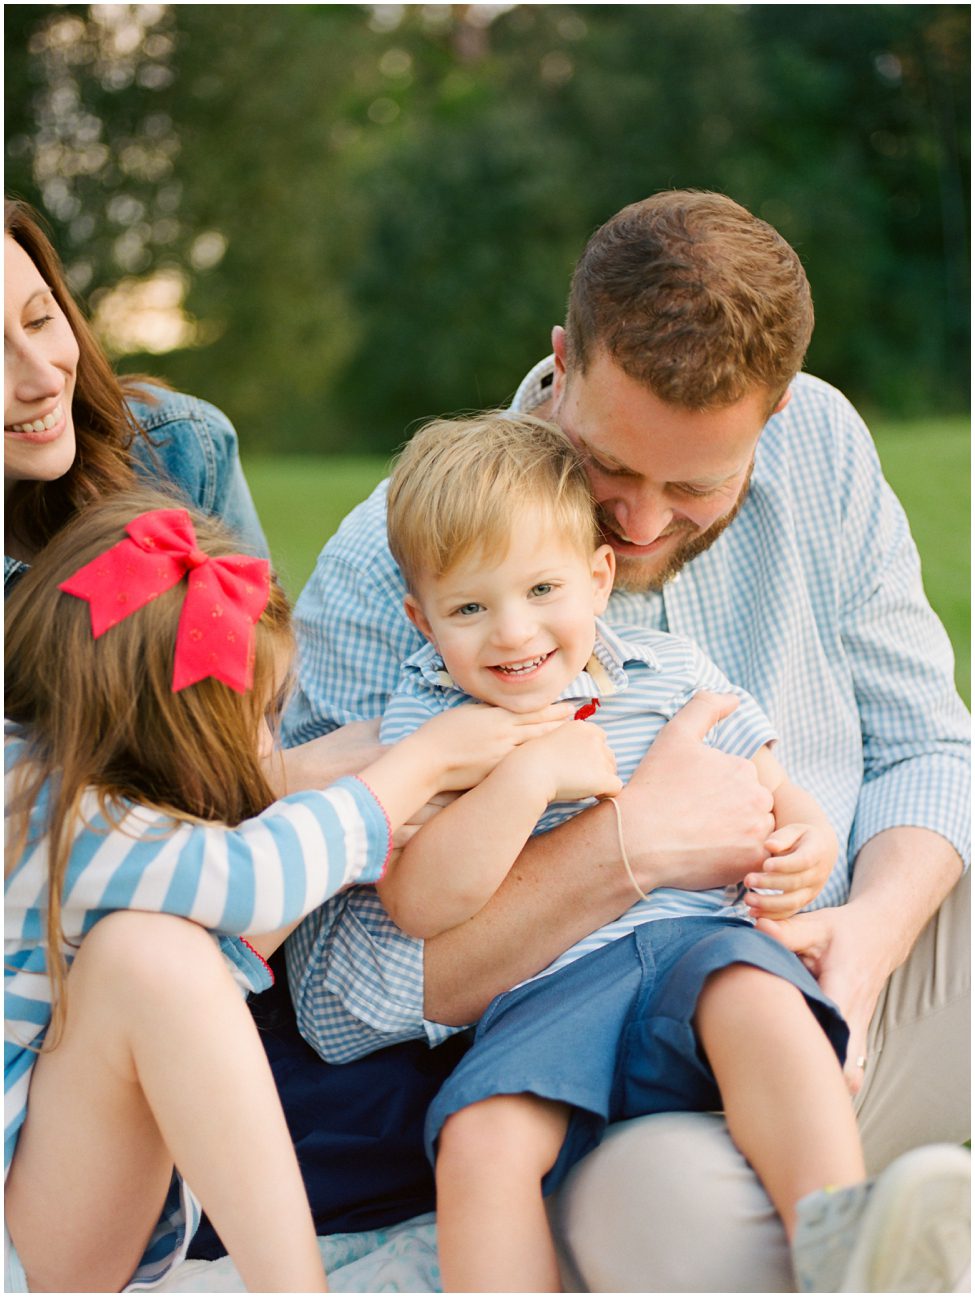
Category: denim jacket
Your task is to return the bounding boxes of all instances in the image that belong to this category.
[4,387,268,594]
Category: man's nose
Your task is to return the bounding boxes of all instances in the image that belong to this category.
[612,490,675,546]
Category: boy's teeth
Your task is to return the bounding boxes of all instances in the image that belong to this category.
[497,655,545,675]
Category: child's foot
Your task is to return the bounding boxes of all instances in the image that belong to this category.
[792,1144,970,1292]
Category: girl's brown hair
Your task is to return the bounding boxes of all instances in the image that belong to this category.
[4,488,293,1043]
[4,196,162,558]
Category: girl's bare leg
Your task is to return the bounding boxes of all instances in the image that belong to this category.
[695,963,865,1237]
[5,910,327,1293]
[436,1093,570,1292]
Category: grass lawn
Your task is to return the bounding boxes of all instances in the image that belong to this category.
[245,414,970,701]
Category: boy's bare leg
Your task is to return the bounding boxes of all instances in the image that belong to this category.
[694,963,864,1237]
[6,911,327,1294]
[551,870,969,1293]
[436,1093,570,1292]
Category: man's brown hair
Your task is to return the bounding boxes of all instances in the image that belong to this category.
[565,190,814,408]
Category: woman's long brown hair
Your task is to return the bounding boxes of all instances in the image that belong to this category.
[4,197,163,558]
[5,489,293,1045]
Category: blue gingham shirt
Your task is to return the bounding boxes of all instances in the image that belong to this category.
[284,365,971,1064]
[4,727,391,1288]
[381,620,781,984]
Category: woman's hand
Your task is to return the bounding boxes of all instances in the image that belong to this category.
[743,822,837,919]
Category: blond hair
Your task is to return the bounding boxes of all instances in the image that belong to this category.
[4,488,293,1045]
[387,413,598,591]
[565,190,814,408]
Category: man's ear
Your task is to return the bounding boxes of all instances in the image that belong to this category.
[404,593,436,645]
[591,544,616,614]
[770,386,793,416]
[551,325,567,404]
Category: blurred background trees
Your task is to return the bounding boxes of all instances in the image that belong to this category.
[5,3,970,454]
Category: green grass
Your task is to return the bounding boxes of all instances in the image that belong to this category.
[244,415,970,701]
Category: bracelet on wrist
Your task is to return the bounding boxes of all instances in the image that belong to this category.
[602,795,652,902]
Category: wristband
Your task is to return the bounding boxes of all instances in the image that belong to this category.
[603,795,652,902]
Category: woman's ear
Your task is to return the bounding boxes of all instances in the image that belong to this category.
[591,544,615,615]
[404,593,436,645]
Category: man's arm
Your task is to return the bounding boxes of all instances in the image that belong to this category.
[760,391,969,1091]
[424,692,775,1024]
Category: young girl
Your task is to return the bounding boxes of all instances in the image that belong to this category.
[3,487,574,1294]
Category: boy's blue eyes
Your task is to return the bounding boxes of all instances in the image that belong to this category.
[451,585,555,617]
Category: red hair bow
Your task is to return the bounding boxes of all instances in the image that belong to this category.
[59,508,271,694]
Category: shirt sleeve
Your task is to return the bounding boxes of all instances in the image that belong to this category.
[834,407,970,868]
[378,688,442,744]
[128,387,270,559]
[284,687,453,1061]
[678,641,779,759]
[4,773,392,940]
[285,888,460,1062]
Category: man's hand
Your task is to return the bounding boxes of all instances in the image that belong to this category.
[757,905,880,1095]
[620,691,774,892]
[274,719,386,794]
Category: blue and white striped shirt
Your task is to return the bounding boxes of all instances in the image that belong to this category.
[4,727,391,1289]
[381,620,782,983]
[284,366,971,1064]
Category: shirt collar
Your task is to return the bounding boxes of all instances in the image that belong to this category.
[409,617,661,702]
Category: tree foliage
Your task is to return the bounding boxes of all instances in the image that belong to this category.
[5,4,969,453]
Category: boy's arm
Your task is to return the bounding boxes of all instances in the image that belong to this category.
[377,718,621,937]
[744,745,839,918]
[376,753,552,937]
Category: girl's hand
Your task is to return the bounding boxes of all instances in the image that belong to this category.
[511,719,622,804]
[743,822,836,919]
[412,701,575,790]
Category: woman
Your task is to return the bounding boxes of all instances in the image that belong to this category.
[4,195,267,592]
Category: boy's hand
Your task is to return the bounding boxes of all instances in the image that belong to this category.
[743,822,836,919]
[512,718,623,805]
[416,701,574,790]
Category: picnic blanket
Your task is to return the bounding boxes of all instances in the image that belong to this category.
[155,1214,440,1292]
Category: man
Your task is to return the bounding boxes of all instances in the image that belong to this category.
[282,191,970,1291]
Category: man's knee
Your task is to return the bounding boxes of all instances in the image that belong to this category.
[551,1112,795,1293]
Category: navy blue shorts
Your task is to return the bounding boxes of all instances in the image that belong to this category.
[424,917,848,1194]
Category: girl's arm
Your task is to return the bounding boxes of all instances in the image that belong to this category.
[376,720,621,938]
[744,745,839,918]
[7,705,571,948]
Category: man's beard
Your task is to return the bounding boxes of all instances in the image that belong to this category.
[602,465,753,594]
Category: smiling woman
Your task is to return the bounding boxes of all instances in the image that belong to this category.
[3,196,267,590]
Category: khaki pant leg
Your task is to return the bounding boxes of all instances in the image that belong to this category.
[550,1111,794,1293]
[856,866,970,1171]
[552,870,970,1293]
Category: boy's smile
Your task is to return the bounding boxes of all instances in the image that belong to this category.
[405,504,615,713]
